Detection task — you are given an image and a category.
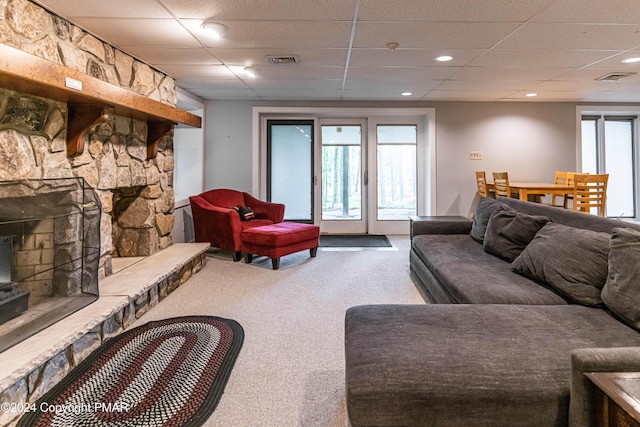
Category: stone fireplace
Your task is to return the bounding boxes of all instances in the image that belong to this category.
[0,0,182,352]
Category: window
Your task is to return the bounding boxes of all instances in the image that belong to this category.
[581,115,636,218]
[376,125,417,220]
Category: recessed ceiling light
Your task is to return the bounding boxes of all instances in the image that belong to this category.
[201,21,228,40]
[622,57,640,64]
[401,92,413,96]
[436,55,453,62]
[525,92,538,97]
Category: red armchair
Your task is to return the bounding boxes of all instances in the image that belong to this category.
[189,189,285,261]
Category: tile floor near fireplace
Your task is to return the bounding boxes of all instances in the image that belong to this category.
[0,243,209,426]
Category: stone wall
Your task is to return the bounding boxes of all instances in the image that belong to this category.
[0,0,179,276]
[0,0,177,104]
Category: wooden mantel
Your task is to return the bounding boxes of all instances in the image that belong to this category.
[0,43,201,158]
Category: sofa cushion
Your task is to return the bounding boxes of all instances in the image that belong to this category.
[601,227,640,331]
[470,197,508,243]
[411,234,568,305]
[345,304,640,427]
[483,209,552,262]
[511,222,610,306]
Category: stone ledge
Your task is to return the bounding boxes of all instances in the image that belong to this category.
[0,242,210,426]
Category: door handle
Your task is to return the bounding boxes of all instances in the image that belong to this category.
[364,171,368,186]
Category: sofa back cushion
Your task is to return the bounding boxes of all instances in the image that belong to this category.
[511,222,610,306]
[601,227,640,331]
[483,209,552,262]
[500,197,640,234]
[470,197,509,243]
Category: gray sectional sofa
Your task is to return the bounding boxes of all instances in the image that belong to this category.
[345,197,640,426]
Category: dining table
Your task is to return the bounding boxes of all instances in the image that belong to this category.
[487,181,574,202]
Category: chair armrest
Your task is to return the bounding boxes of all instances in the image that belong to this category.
[189,196,243,249]
[244,192,285,223]
[569,347,640,427]
[410,216,472,239]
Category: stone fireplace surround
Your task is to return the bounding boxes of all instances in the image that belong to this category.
[0,1,208,424]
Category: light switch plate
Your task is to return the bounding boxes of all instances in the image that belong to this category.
[469,150,483,160]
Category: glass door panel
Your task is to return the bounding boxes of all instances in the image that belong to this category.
[320,121,366,233]
[604,119,634,217]
[376,125,417,220]
[267,120,313,222]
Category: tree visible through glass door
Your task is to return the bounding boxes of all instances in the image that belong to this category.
[321,125,362,221]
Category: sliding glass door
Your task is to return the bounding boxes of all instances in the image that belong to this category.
[320,119,366,233]
[260,109,432,235]
[267,120,313,222]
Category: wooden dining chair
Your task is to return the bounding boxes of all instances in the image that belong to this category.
[475,171,489,197]
[572,173,608,217]
[551,171,575,208]
[492,172,512,198]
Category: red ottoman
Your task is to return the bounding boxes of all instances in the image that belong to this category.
[241,222,320,270]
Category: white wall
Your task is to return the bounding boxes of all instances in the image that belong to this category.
[434,102,576,215]
[205,101,255,192]
[204,100,578,216]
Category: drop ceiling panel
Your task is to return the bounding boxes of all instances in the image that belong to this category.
[161,0,356,20]
[349,48,484,67]
[211,48,348,67]
[584,51,640,68]
[123,47,223,65]
[69,18,201,48]
[340,89,430,99]
[35,0,172,19]
[252,89,343,99]
[530,80,635,92]
[358,0,555,22]
[498,23,640,50]
[346,66,458,81]
[503,91,586,100]
[469,49,621,68]
[204,21,353,49]
[344,79,440,91]
[532,0,640,24]
[248,66,343,80]
[176,78,250,90]
[248,80,342,90]
[157,64,239,79]
[188,88,260,99]
[436,80,532,92]
[553,68,640,82]
[453,67,577,82]
[423,90,517,100]
[354,22,522,49]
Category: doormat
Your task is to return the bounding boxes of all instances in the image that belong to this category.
[18,316,244,427]
[319,234,392,247]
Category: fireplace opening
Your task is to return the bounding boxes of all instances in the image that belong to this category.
[0,178,100,352]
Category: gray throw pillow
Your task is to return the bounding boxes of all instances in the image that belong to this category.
[483,209,552,262]
[470,197,509,243]
[511,222,610,306]
[601,227,640,331]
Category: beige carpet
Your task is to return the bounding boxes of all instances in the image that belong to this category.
[131,235,424,427]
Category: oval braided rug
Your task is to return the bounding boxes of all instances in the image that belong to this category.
[18,316,244,427]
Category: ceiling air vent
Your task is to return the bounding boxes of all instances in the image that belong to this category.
[266,55,299,64]
[596,72,636,81]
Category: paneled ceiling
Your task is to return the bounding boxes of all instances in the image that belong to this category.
[33,0,640,102]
